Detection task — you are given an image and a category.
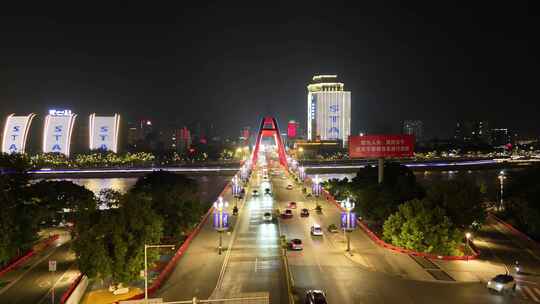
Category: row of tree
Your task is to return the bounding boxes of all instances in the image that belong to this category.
[323,163,486,255]
[500,167,540,238]
[1,153,206,284]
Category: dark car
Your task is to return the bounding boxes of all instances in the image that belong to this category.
[289,238,303,250]
[300,208,309,217]
[305,290,327,304]
[282,209,293,219]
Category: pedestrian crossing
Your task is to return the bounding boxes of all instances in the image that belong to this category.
[519,285,540,302]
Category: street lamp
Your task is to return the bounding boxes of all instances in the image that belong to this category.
[341,198,356,254]
[144,244,175,301]
[498,170,507,210]
[465,232,472,261]
[299,166,305,182]
[213,196,229,255]
[312,175,322,210]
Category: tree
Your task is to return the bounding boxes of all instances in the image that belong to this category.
[0,153,40,265]
[131,171,203,241]
[503,168,540,238]
[73,192,163,283]
[29,180,96,225]
[349,163,424,225]
[425,178,485,229]
[383,199,462,256]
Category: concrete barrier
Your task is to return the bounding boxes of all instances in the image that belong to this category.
[60,274,88,304]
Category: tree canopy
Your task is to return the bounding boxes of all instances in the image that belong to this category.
[383,198,462,256]
[131,171,203,241]
[424,177,485,229]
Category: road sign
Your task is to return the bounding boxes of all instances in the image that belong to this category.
[48,260,57,272]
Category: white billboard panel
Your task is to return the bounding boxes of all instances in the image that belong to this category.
[43,110,77,156]
[89,114,120,153]
[2,113,36,154]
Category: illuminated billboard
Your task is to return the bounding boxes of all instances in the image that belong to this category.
[89,114,120,152]
[349,135,414,158]
[2,113,36,154]
[43,109,77,156]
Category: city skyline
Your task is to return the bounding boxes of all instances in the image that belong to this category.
[0,4,538,140]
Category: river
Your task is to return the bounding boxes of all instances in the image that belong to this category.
[50,175,231,204]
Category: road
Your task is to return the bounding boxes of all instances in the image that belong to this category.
[0,230,80,304]
[475,215,540,302]
[273,165,531,303]
[158,170,286,303]
[209,168,287,303]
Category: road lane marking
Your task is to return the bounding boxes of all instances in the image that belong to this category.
[0,242,66,295]
[37,263,78,304]
[523,285,540,302]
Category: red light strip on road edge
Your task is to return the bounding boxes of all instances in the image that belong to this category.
[0,234,59,278]
[488,213,540,248]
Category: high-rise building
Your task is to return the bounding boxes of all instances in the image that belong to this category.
[490,128,510,147]
[287,120,299,139]
[454,121,490,143]
[307,75,351,146]
[402,120,424,142]
[240,126,250,145]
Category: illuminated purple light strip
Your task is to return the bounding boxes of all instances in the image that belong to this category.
[30,167,239,174]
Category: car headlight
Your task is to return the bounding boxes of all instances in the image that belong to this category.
[496,283,503,289]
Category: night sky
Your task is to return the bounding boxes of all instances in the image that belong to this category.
[0,3,538,139]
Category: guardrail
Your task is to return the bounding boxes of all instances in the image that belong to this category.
[0,234,59,278]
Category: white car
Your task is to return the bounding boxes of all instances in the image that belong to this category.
[311,225,323,236]
[263,212,272,222]
[487,274,516,293]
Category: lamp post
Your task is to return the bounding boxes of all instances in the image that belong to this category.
[465,232,472,261]
[313,175,322,210]
[144,244,175,301]
[213,196,229,255]
[341,198,356,254]
[299,166,305,182]
[498,170,507,210]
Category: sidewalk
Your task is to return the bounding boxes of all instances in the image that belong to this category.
[81,182,247,304]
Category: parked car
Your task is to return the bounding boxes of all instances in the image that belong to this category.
[305,290,328,304]
[288,201,297,209]
[311,224,323,236]
[289,238,303,250]
[487,274,516,293]
[300,208,309,217]
[286,184,293,190]
[282,209,293,219]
